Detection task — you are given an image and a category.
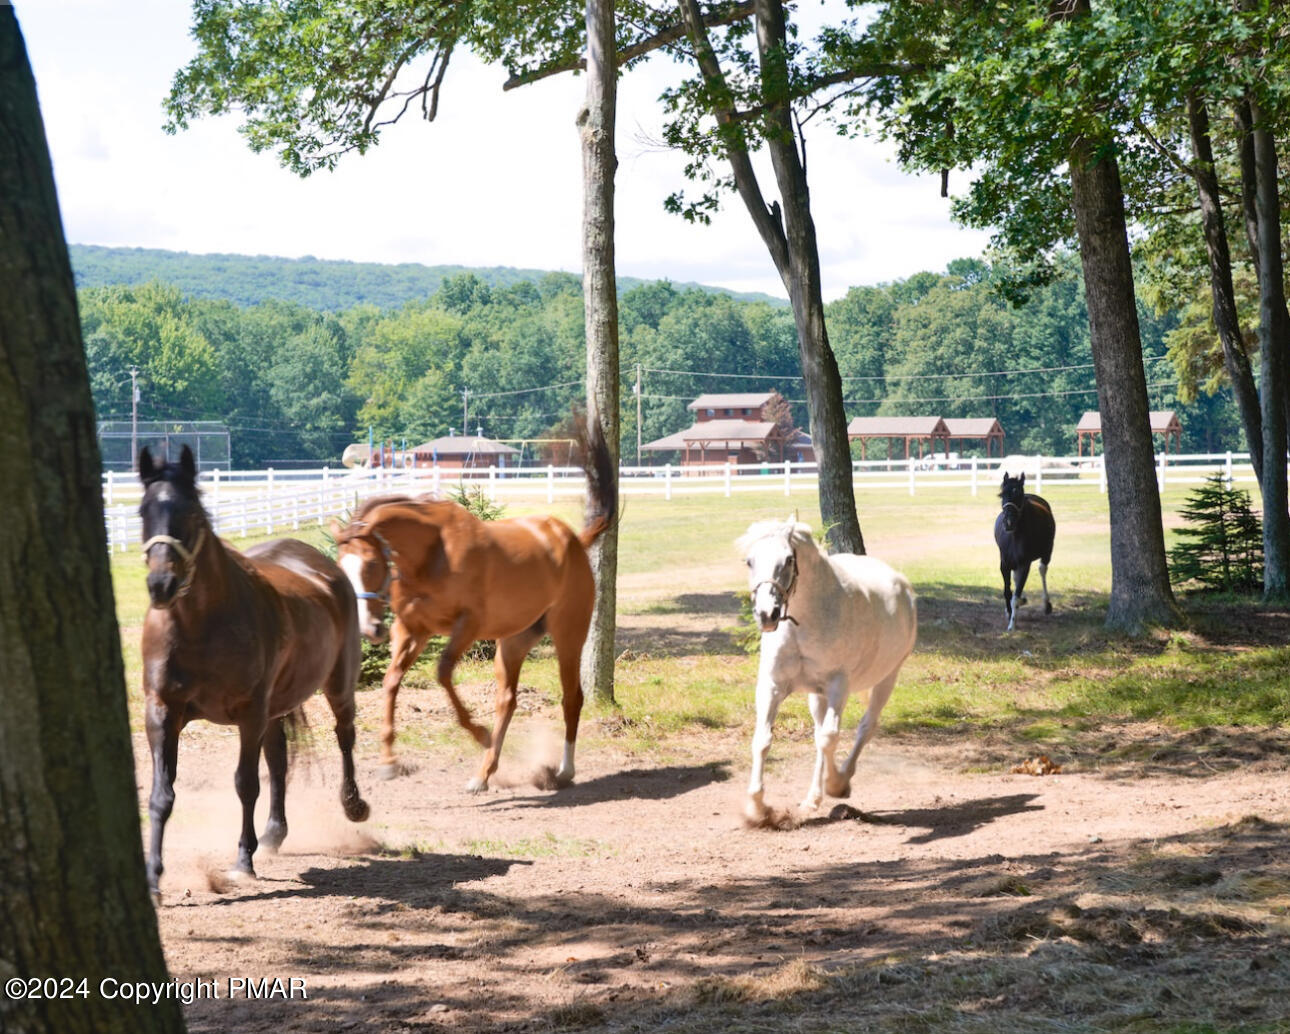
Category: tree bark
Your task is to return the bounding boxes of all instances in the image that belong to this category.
[579,0,621,702]
[1246,97,1290,600]
[751,0,864,556]
[1186,93,1263,484]
[1068,137,1180,631]
[0,11,185,1034]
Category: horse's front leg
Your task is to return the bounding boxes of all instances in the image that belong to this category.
[145,697,182,902]
[437,611,490,748]
[1039,559,1052,614]
[378,619,430,780]
[232,716,267,878]
[1000,562,1014,631]
[260,716,288,852]
[746,669,789,824]
[804,679,845,812]
[1014,561,1033,613]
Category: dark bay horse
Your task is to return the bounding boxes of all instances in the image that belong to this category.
[994,471,1056,631]
[332,420,617,791]
[139,446,369,899]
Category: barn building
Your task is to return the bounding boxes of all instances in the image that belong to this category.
[641,391,813,467]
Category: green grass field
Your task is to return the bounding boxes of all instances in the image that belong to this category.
[111,482,1290,759]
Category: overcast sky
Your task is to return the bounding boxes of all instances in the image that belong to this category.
[18,0,991,301]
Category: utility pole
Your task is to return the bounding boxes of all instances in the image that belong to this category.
[129,365,140,469]
[635,363,642,465]
[462,388,469,435]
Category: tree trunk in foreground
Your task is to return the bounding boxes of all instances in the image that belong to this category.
[0,11,184,1034]
[1247,98,1290,601]
[1186,94,1263,487]
[752,0,865,556]
[579,0,621,703]
[678,0,864,555]
[1068,137,1180,632]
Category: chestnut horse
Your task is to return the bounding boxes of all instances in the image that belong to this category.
[139,446,369,899]
[333,421,617,791]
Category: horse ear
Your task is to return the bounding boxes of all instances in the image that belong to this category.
[1019,472,1026,486]
[139,447,157,484]
[179,444,197,481]
[1000,470,1009,483]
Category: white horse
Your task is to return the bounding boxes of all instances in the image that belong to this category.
[737,517,917,823]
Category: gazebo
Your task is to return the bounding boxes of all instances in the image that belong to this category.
[944,417,1006,458]
[847,416,951,460]
[408,434,520,470]
[1076,410,1183,457]
[641,419,785,466]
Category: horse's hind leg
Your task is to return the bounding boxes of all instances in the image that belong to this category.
[260,716,288,852]
[1039,558,1053,614]
[837,668,901,797]
[145,698,182,901]
[552,616,591,788]
[467,625,544,793]
[378,619,432,779]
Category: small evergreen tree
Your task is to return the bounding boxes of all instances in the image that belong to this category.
[1169,475,1263,593]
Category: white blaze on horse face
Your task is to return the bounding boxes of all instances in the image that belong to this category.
[747,534,793,633]
[339,551,384,640]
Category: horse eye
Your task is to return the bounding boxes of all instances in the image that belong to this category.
[745,557,752,567]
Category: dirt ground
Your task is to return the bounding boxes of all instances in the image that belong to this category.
[142,614,1290,1034]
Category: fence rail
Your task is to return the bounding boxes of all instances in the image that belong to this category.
[104,451,1258,553]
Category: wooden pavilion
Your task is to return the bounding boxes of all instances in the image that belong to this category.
[1076,410,1183,457]
[944,417,1006,458]
[407,433,520,470]
[846,416,951,460]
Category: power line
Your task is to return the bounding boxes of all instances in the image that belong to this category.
[644,381,1180,406]
[467,379,583,400]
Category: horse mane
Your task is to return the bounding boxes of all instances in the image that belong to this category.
[352,493,416,521]
[735,519,820,557]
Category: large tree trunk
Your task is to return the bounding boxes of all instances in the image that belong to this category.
[579,0,621,702]
[677,0,864,555]
[752,0,864,556]
[1247,98,1290,600]
[1186,93,1263,483]
[1068,137,1180,631]
[0,12,185,1034]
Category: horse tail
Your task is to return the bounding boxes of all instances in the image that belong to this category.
[282,705,314,770]
[577,408,618,551]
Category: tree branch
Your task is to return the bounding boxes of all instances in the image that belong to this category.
[503,1,754,91]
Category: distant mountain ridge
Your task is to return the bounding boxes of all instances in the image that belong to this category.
[68,244,789,311]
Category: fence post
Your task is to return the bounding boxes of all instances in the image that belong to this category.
[265,467,274,533]
[724,461,732,498]
[1225,450,1233,487]
[488,465,497,501]
[971,456,978,498]
[105,471,114,507]
[292,488,300,531]
[1099,456,1106,494]
[1035,458,1043,494]
[432,464,441,498]
[547,464,555,504]
[784,459,791,497]
[665,463,673,501]
[1157,451,1165,492]
[908,459,915,497]
[318,466,328,524]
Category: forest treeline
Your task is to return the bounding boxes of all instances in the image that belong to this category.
[82,255,1239,468]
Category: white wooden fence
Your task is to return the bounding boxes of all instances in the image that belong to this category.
[103,451,1258,554]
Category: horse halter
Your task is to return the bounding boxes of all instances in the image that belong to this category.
[141,526,208,598]
[353,528,397,607]
[752,549,800,626]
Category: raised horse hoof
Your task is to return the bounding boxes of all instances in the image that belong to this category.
[343,795,371,823]
[825,779,852,800]
[744,798,770,826]
[376,762,402,781]
[260,824,287,853]
[465,776,489,794]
